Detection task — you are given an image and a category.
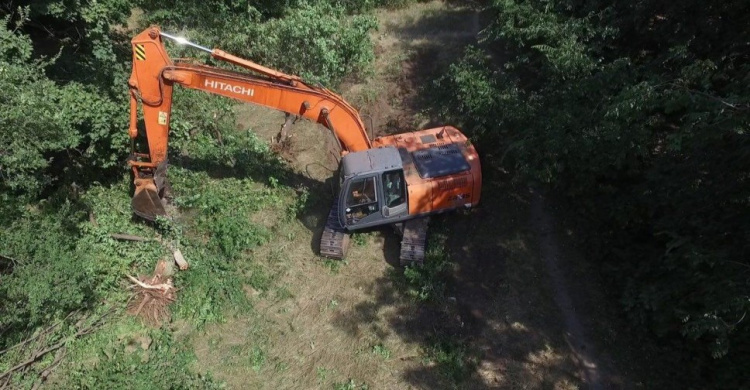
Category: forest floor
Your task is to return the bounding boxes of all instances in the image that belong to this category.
[185,1,660,389]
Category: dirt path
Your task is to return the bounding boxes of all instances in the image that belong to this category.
[530,192,607,389]
[436,179,609,388]
[343,1,482,136]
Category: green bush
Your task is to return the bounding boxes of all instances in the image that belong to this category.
[436,0,749,386]
[334,0,421,13]
[0,10,128,195]
[137,1,377,86]
[246,3,377,85]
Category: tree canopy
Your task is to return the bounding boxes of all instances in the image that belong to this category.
[436,0,749,385]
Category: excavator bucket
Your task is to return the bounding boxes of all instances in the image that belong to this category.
[132,179,167,221]
[131,160,169,221]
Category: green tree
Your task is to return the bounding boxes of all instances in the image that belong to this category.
[0,2,131,197]
[436,0,749,386]
[136,1,377,86]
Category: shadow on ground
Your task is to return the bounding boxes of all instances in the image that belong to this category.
[330,3,630,388]
[171,144,337,256]
[330,171,610,388]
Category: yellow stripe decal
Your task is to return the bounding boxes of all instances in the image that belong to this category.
[135,44,146,61]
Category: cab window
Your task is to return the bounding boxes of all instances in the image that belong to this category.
[382,170,406,208]
[346,177,377,207]
[345,176,378,224]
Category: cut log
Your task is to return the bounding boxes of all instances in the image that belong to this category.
[173,248,189,270]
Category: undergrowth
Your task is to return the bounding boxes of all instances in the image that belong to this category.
[399,223,451,302]
[0,122,304,386]
[392,221,478,386]
[58,319,223,389]
[423,339,477,385]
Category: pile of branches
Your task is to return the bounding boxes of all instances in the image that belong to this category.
[0,311,111,389]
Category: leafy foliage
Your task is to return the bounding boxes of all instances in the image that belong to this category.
[0,7,128,195]
[137,0,377,86]
[435,0,749,386]
[334,0,423,14]
[0,183,159,340]
[244,3,377,85]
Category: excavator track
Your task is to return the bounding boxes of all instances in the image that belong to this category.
[399,217,429,266]
[320,199,350,259]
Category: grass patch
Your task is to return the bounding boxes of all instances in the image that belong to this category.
[371,343,391,359]
[317,367,337,384]
[423,339,477,385]
[321,258,349,274]
[274,285,294,301]
[351,232,370,247]
[397,224,451,301]
[333,379,370,390]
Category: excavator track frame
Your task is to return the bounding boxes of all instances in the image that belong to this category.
[399,217,429,265]
[320,198,350,259]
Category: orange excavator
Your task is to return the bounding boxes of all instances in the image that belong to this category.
[127,27,481,263]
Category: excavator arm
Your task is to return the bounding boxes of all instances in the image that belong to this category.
[128,27,371,220]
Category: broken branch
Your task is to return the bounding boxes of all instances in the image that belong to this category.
[110,233,152,242]
[173,248,189,270]
[112,233,189,270]
[126,275,173,292]
[0,311,108,385]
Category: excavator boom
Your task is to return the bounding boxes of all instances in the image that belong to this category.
[128,27,371,220]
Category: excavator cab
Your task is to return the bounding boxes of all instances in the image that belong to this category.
[338,147,409,230]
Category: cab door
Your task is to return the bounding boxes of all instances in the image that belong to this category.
[380,170,408,219]
[341,175,382,228]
